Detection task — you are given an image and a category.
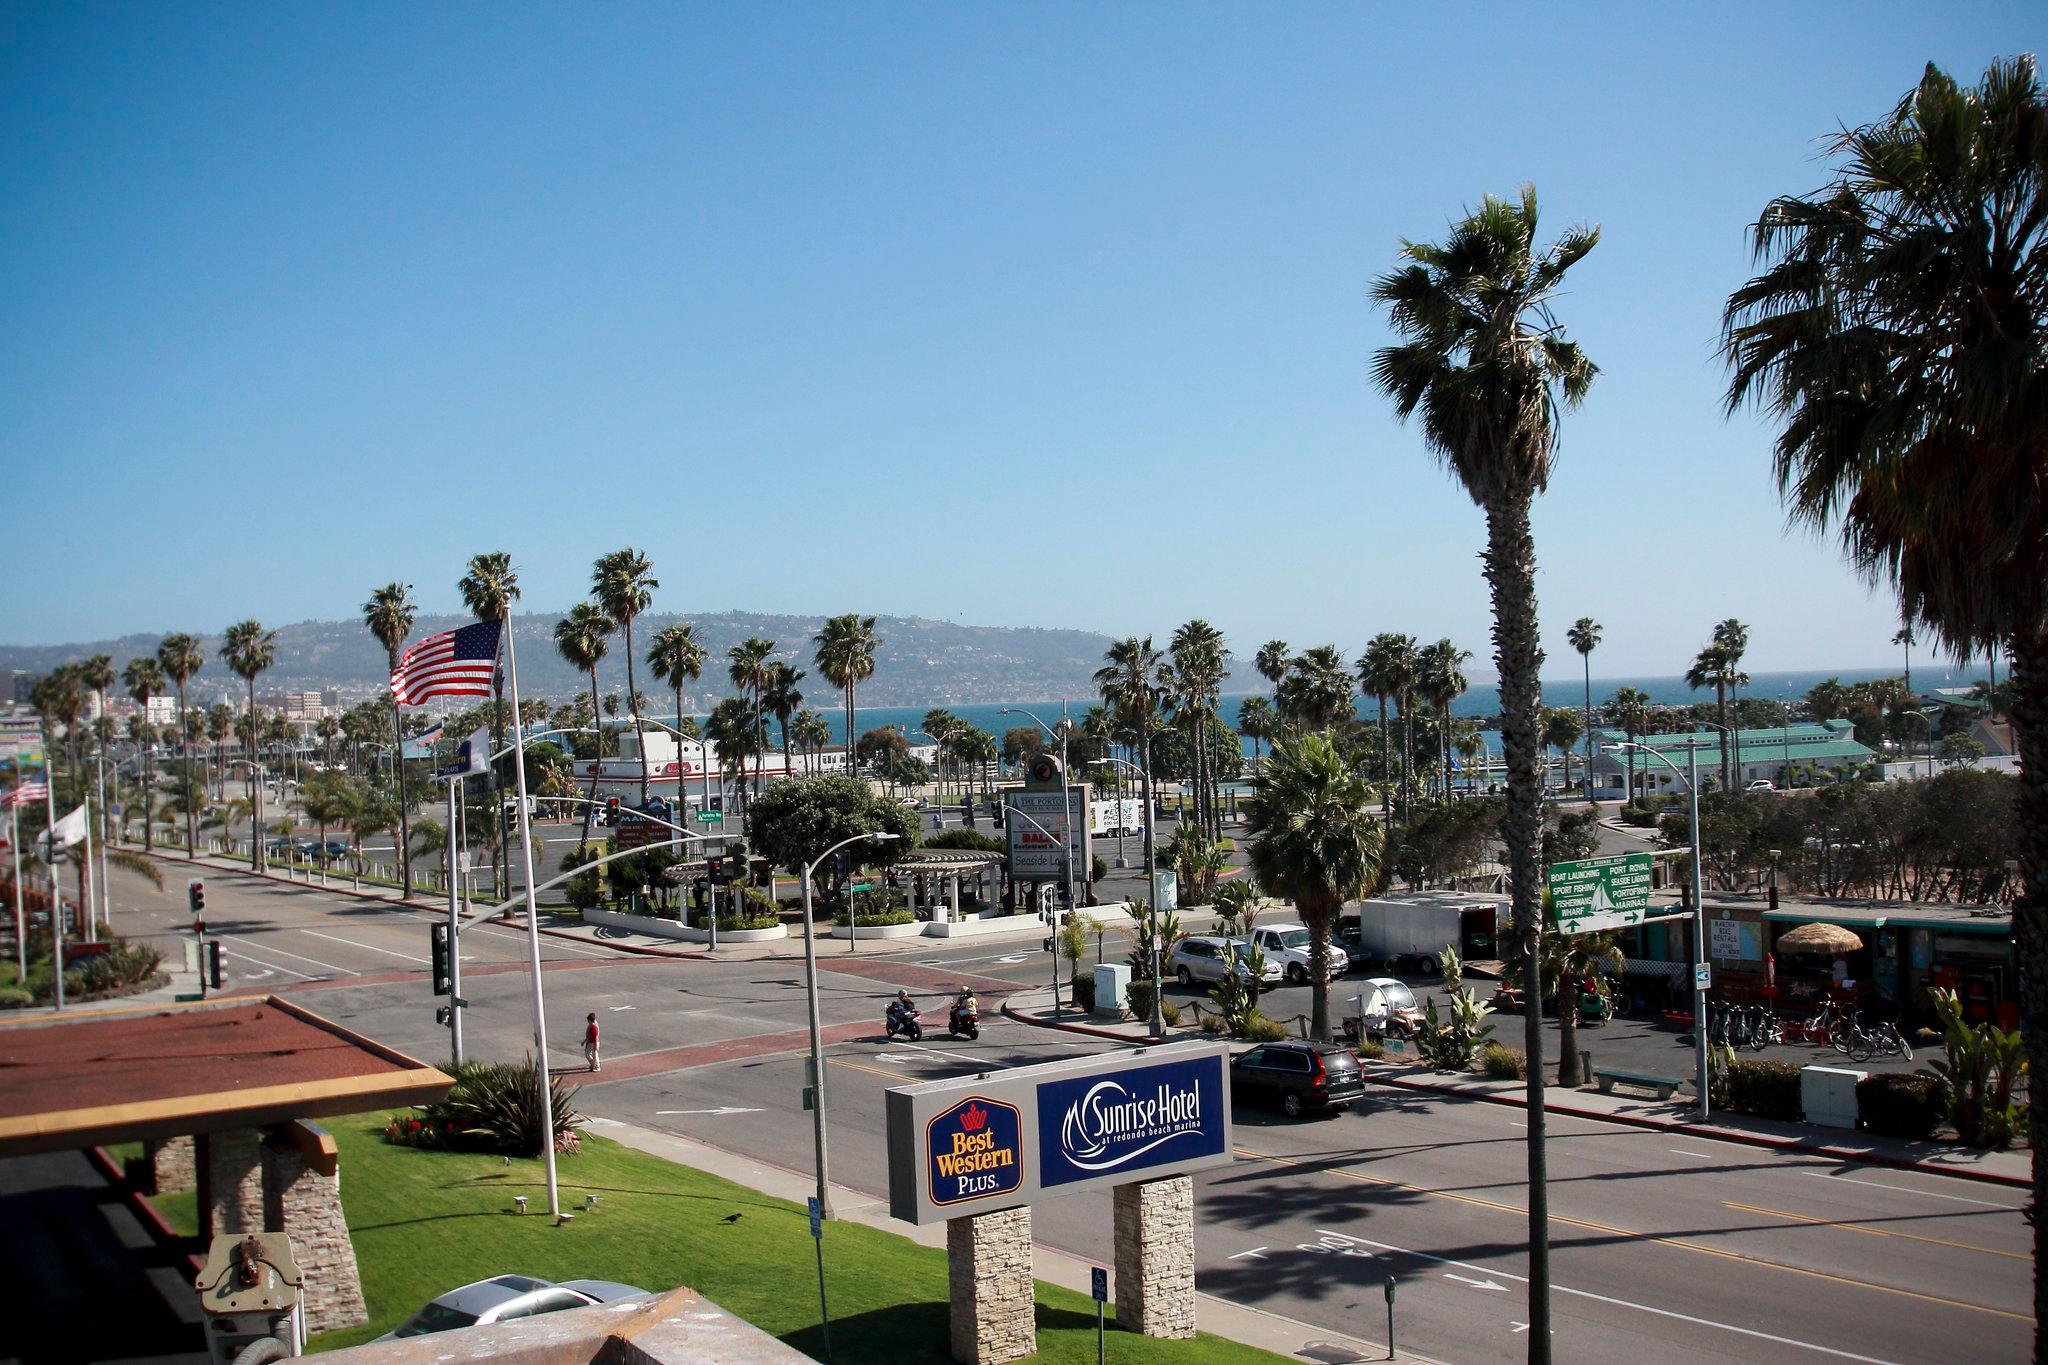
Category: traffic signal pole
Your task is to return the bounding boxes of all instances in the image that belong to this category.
[446,775,464,1067]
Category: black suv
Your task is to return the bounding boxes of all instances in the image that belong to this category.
[1229,1041,1365,1118]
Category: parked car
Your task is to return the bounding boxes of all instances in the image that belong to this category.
[1247,923,1352,985]
[1170,935,1282,988]
[376,1275,653,1340]
[1747,779,1776,792]
[1230,1041,1365,1118]
[1348,977,1424,1038]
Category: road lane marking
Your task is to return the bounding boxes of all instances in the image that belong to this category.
[464,924,617,959]
[1235,1148,2027,1322]
[1726,1201,2026,1260]
[215,934,360,976]
[1670,1148,1717,1159]
[1443,1272,1508,1292]
[215,944,322,981]
[300,929,427,964]
[1804,1170,2022,1211]
[890,1040,1014,1068]
[828,1057,909,1082]
[1226,1247,1269,1261]
[1314,1230,1900,1364]
[655,1107,764,1117]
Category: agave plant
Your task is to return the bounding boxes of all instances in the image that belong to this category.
[428,1057,584,1158]
[1926,987,2028,1148]
[1415,944,1495,1070]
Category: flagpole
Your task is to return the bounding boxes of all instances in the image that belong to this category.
[501,613,560,1215]
[40,738,62,1012]
[80,800,97,946]
[96,747,110,932]
[447,775,465,1067]
[11,803,26,981]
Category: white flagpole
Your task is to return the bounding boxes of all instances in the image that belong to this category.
[11,803,25,981]
[80,801,97,946]
[446,775,464,1067]
[41,744,62,1011]
[500,614,560,1215]
[96,748,110,931]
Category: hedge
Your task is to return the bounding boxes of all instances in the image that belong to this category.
[1720,1059,1804,1121]
[1482,1044,1527,1080]
[1856,1073,1943,1140]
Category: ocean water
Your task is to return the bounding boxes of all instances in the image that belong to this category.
[674,664,1975,757]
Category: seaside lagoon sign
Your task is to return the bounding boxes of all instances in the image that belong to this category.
[885,1041,1233,1224]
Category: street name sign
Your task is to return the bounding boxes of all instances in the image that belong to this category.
[698,811,723,825]
[1546,853,1653,934]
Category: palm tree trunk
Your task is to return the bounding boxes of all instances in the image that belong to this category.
[1999,631,2048,1354]
[387,658,411,898]
[623,619,648,806]
[580,670,601,851]
[1401,698,1416,810]
[1581,657,1593,801]
[141,732,153,854]
[1308,905,1332,1042]
[1716,682,1732,793]
[1482,493,1550,1350]
[248,680,262,873]
[1558,974,1582,1087]
[178,686,194,858]
[1376,696,1391,818]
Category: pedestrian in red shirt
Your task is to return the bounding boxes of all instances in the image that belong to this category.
[583,1012,600,1073]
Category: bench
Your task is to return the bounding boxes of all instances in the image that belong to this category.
[1594,1068,1684,1101]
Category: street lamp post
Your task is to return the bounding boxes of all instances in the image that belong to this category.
[1005,805,1072,1018]
[1605,738,1710,1117]
[1001,705,1078,914]
[1092,753,1163,1039]
[800,829,900,1221]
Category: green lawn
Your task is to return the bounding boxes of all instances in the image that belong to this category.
[134,1118,1284,1363]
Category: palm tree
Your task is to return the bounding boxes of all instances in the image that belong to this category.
[553,603,615,851]
[1373,184,1598,1353]
[218,621,277,871]
[207,703,234,801]
[1418,639,1471,802]
[315,715,340,770]
[1356,633,1408,808]
[648,620,708,792]
[1095,637,1163,880]
[77,654,114,856]
[122,657,165,852]
[791,708,832,775]
[1609,686,1651,800]
[1541,707,1584,794]
[1685,635,1749,793]
[1893,625,1916,696]
[361,583,417,896]
[459,551,520,899]
[1276,646,1353,734]
[813,614,878,779]
[704,696,758,810]
[1725,61,2048,1325]
[762,663,807,780]
[1566,618,1601,799]
[1505,928,1624,1087]
[155,633,204,857]
[1237,695,1276,767]
[1385,638,1422,808]
[1244,734,1384,1042]
[591,549,658,804]
[726,637,776,815]
[1254,640,1290,697]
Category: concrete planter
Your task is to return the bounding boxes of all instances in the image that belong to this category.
[827,919,923,940]
[583,908,788,944]
[922,915,1040,939]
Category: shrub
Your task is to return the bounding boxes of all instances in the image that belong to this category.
[1482,1044,1527,1080]
[1127,979,1156,1021]
[1198,1013,1227,1035]
[1357,1038,1385,1061]
[832,909,915,928]
[77,942,165,996]
[1092,856,1109,884]
[1069,972,1097,1013]
[1719,1059,1803,1121]
[390,1057,584,1158]
[1857,1073,1943,1140]
[0,986,33,1009]
[1161,1001,1181,1027]
[713,911,781,931]
[1243,1014,1288,1043]
[923,828,1005,854]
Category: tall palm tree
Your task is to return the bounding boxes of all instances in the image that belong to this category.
[1385,638,1423,808]
[207,703,234,801]
[1685,633,1749,793]
[704,696,757,811]
[1725,60,2048,1329]
[763,663,806,779]
[155,633,204,857]
[553,603,615,851]
[726,637,776,814]
[1566,618,1601,799]
[1609,686,1652,801]
[791,708,832,775]
[1893,625,1916,696]
[361,583,417,896]
[1095,637,1163,879]
[1254,640,1290,696]
[1373,184,1598,1355]
[78,654,114,857]
[591,549,658,803]
[1244,734,1384,1042]
[1418,639,1472,801]
[1541,707,1584,794]
[122,657,165,852]
[459,551,520,899]
[1357,633,1409,809]
[315,715,340,770]
[813,614,878,778]
[1276,646,1353,734]
[218,621,277,872]
[1236,695,1276,766]
[648,620,708,792]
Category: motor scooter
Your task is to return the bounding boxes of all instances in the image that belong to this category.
[885,1003,924,1041]
[948,999,980,1040]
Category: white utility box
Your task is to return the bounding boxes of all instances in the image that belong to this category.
[1800,1064,1865,1130]
[1092,963,1132,1018]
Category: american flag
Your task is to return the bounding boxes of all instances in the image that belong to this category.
[4,781,49,809]
[390,620,503,706]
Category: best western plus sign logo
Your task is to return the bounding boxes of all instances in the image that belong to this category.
[925,1095,1023,1207]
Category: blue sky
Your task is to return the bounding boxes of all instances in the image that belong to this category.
[2,5,2039,677]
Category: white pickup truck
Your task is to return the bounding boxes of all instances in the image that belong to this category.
[1248,923,1353,986]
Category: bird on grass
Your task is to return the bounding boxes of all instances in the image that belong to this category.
[721,1212,743,1224]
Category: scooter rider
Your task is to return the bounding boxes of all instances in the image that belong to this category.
[950,986,978,1029]
[886,989,918,1032]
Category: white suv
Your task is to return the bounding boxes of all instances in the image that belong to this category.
[1170,935,1282,988]
[1248,923,1353,986]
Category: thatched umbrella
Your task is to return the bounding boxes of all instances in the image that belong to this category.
[1776,922,1864,955]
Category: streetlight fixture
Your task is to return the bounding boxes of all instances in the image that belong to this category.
[1093,753,1163,1040]
[799,830,899,1221]
[1605,738,1710,1117]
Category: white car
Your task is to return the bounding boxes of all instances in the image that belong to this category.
[1248,924,1353,986]
[1171,935,1282,988]
[377,1275,653,1340]
[1746,779,1776,793]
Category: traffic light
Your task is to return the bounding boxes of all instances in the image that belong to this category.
[205,939,223,990]
[833,850,849,883]
[430,922,453,997]
[187,879,206,916]
[604,796,620,827]
[435,1005,453,1027]
[706,855,726,884]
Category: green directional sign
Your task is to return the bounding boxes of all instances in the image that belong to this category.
[697,811,723,825]
[848,882,874,894]
[1546,853,1653,935]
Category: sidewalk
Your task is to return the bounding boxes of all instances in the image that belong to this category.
[598,1118,1428,1363]
[1000,987,2033,1189]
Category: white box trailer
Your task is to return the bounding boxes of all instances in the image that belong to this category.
[1090,798,1144,837]
[1342,893,1508,966]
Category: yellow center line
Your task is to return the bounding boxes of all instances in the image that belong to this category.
[1724,1201,2028,1261]
[1232,1146,2029,1323]
[829,1056,909,1082]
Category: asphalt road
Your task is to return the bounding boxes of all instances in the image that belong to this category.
[66,862,2033,1363]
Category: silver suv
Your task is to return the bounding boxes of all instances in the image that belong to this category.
[1171,935,1282,988]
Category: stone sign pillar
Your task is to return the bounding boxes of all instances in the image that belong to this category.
[1113,1174,1195,1338]
[947,1205,1035,1365]
[144,1135,196,1195]
[204,1128,265,1238]
[262,1127,368,1334]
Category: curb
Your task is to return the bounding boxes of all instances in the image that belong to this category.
[133,847,431,913]
[84,1145,204,1276]
[1368,1069,2031,1190]
[1000,997,1176,1046]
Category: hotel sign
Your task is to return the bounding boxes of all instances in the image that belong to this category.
[885,1042,1232,1225]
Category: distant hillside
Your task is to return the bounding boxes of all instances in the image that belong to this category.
[0,612,1116,709]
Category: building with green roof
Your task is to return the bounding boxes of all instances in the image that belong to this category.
[1589,720,1875,795]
